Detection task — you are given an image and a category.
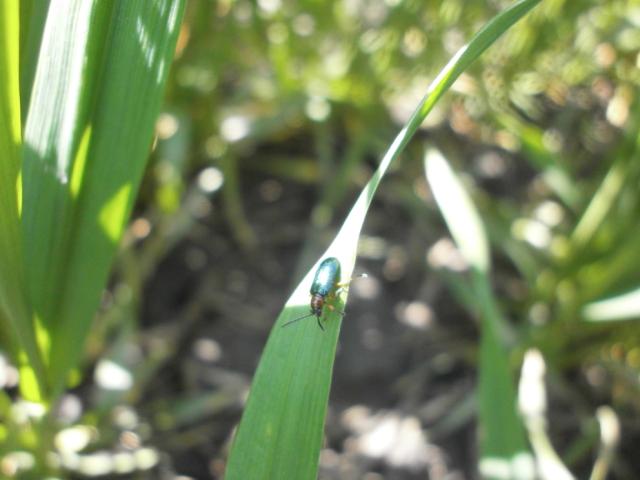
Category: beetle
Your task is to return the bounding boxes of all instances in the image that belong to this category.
[283,257,345,331]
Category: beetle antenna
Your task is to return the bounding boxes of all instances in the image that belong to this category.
[282,312,314,328]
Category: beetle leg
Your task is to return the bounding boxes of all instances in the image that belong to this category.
[325,303,345,316]
[316,316,325,331]
[336,274,366,295]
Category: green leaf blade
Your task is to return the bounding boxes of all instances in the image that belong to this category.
[226,1,541,478]
[0,0,48,400]
[583,287,640,322]
[21,0,186,396]
[0,0,24,334]
[424,150,530,477]
[425,148,489,273]
[226,267,344,479]
[476,278,530,477]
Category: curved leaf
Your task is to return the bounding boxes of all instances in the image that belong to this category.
[225,1,541,478]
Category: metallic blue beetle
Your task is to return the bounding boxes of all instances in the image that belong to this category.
[283,257,343,331]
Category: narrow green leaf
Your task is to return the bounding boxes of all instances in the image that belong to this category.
[583,287,640,322]
[424,149,530,478]
[226,2,540,478]
[0,0,48,400]
[571,156,631,249]
[570,110,640,250]
[0,0,24,337]
[425,148,489,273]
[19,0,51,119]
[475,276,531,479]
[22,0,186,396]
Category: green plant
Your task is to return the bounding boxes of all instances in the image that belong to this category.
[0,0,185,474]
[224,2,541,478]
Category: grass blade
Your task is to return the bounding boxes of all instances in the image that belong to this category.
[571,156,633,250]
[425,149,489,273]
[0,0,24,346]
[570,111,640,250]
[225,2,540,478]
[583,287,640,322]
[0,0,48,400]
[19,0,51,118]
[21,0,186,396]
[425,148,530,478]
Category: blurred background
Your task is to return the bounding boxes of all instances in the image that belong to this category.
[8,0,640,478]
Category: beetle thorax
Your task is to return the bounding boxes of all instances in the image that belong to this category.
[310,294,324,316]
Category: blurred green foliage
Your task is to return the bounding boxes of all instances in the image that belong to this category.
[3,0,640,478]
[148,0,640,475]
[159,0,640,350]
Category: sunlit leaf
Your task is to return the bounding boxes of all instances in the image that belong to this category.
[21,0,186,396]
[0,0,48,400]
[583,287,640,322]
[425,148,489,273]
